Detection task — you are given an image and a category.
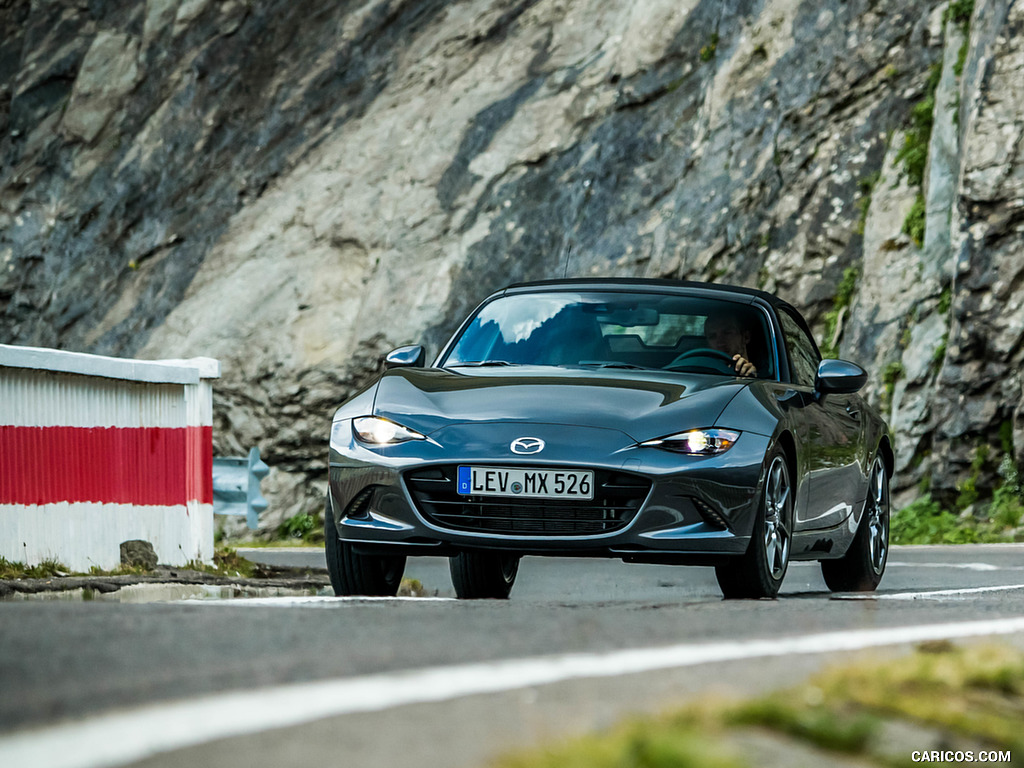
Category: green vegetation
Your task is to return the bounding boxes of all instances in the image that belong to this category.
[891,491,1021,545]
[895,61,941,246]
[946,2,974,124]
[880,361,904,415]
[892,496,999,544]
[944,0,975,28]
[700,32,719,62]
[855,172,881,235]
[931,333,948,372]
[493,643,1024,768]
[2,547,260,580]
[278,512,316,540]
[938,285,953,314]
[956,443,990,510]
[821,267,859,358]
[991,451,1024,529]
[276,512,325,544]
[896,64,942,189]
[0,557,67,579]
[186,547,259,578]
[896,1,974,238]
[729,699,878,753]
[896,424,1023,544]
[902,193,927,246]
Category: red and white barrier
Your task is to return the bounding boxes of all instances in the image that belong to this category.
[0,344,219,571]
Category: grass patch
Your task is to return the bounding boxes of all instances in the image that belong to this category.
[185,547,259,578]
[0,557,68,579]
[891,494,1018,544]
[492,644,1024,767]
[278,513,317,540]
[495,711,746,768]
[728,699,879,753]
[271,512,325,545]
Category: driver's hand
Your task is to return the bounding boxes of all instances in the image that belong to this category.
[733,355,757,378]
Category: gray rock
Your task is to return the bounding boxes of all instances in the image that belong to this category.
[61,31,140,144]
[120,540,158,570]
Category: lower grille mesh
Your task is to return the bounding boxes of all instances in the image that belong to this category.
[404,466,650,536]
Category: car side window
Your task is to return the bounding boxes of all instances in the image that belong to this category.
[779,310,820,387]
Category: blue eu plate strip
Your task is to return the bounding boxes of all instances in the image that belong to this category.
[457,466,471,495]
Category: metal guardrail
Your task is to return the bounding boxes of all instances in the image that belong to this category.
[212,447,269,530]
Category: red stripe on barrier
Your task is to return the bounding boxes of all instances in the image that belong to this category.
[0,426,213,506]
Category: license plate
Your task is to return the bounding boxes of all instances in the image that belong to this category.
[457,466,594,500]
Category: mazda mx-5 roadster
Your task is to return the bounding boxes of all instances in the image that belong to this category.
[325,278,893,599]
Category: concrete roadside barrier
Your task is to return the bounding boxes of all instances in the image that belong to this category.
[0,344,219,571]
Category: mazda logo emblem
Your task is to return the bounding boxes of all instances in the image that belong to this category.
[510,437,545,454]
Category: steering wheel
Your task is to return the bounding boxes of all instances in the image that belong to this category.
[663,347,737,375]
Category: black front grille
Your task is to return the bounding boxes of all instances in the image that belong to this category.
[404,466,651,536]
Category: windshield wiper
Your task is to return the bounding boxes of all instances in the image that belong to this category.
[450,360,516,367]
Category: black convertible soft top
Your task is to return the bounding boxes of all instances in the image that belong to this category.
[502,277,813,339]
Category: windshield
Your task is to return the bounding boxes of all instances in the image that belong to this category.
[442,291,776,379]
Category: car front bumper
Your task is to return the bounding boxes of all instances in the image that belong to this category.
[328,419,772,565]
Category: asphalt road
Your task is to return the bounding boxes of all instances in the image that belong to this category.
[1,544,1023,768]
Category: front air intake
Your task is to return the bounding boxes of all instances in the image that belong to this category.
[404,466,651,536]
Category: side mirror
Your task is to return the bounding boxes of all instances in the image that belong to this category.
[815,359,866,394]
[384,345,426,370]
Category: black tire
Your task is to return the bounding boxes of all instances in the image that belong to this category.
[324,494,406,596]
[715,447,792,599]
[449,551,520,599]
[821,456,890,592]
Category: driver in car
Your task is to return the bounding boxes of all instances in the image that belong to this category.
[667,312,759,377]
[704,312,758,377]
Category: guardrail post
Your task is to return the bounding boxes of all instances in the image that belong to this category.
[212,447,269,530]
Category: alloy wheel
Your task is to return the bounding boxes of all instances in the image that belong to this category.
[866,458,890,575]
[763,455,791,580]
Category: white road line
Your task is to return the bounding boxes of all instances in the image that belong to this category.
[834,584,1024,601]
[3,616,1024,768]
[177,595,456,605]
[886,562,1009,571]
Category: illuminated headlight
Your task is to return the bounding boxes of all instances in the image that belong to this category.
[351,416,426,445]
[641,428,740,455]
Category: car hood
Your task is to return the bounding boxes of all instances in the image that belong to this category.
[372,366,748,443]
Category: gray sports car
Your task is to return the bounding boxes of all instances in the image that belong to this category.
[326,279,892,599]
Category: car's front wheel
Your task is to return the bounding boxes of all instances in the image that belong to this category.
[821,455,890,592]
[715,447,792,599]
[324,494,406,596]
[449,551,520,599]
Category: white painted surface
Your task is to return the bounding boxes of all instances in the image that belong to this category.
[0,502,214,570]
[0,344,219,385]
[0,368,187,428]
[2,616,1024,768]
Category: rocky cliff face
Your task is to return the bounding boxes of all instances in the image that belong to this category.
[2,0,1022,529]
